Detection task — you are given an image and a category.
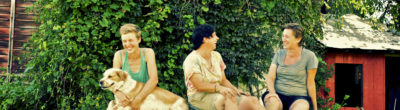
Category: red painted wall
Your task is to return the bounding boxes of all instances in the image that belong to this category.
[0,0,37,72]
[322,52,385,110]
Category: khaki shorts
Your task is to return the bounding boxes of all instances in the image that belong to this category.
[188,92,245,110]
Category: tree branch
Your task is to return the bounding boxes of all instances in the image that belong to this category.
[379,1,391,22]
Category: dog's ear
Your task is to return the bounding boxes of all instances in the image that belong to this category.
[116,70,128,81]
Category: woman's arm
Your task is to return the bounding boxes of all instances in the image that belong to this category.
[214,52,238,93]
[112,50,131,106]
[265,64,278,94]
[307,68,317,110]
[135,48,159,101]
[113,50,122,68]
[190,73,236,96]
[220,70,239,93]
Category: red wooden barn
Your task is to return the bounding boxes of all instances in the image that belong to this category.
[0,0,37,73]
[320,14,400,110]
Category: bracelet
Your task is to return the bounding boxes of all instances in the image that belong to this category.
[214,84,218,92]
[214,84,217,92]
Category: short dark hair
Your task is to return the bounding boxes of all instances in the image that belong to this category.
[191,24,215,50]
[283,23,304,46]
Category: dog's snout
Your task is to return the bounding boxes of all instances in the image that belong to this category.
[99,81,103,85]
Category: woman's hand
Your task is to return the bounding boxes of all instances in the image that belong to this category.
[217,86,236,97]
[237,89,250,96]
[114,90,131,107]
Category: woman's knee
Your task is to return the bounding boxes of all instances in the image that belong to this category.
[239,96,264,109]
[289,99,309,110]
[212,93,226,110]
[264,97,282,110]
[213,94,225,105]
[248,96,259,102]
[264,96,281,105]
[241,96,259,104]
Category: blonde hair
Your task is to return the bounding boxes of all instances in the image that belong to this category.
[120,24,141,38]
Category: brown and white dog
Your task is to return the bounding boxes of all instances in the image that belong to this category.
[99,68,188,110]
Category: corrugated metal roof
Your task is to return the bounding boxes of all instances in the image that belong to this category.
[321,14,400,50]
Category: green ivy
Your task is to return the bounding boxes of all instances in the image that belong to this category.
[0,0,343,109]
[326,0,400,31]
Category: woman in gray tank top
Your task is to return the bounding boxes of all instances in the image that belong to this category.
[262,23,318,110]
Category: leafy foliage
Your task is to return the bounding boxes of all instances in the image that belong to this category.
[0,0,341,109]
[325,0,400,32]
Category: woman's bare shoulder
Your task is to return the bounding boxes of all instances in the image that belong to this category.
[114,49,125,56]
[141,48,154,55]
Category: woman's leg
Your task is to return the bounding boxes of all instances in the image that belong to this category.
[189,92,228,110]
[264,96,283,110]
[224,95,238,110]
[214,94,225,110]
[289,99,309,110]
[239,96,265,110]
[213,93,239,110]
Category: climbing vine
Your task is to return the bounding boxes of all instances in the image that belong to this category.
[4,0,390,109]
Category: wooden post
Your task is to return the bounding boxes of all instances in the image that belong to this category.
[7,0,16,73]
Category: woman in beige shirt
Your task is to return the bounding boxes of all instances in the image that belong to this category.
[183,24,264,110]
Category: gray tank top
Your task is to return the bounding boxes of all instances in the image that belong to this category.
[272,48,318,96]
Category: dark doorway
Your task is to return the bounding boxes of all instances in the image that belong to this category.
[335,64,363,107]
[386,57,400,110]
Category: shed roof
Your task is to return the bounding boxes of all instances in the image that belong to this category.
[321,14,400,51]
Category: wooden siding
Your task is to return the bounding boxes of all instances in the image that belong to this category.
[323,52,386,110]
[0,0,36,72]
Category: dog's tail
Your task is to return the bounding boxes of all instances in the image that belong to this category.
[171,98,189,110]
